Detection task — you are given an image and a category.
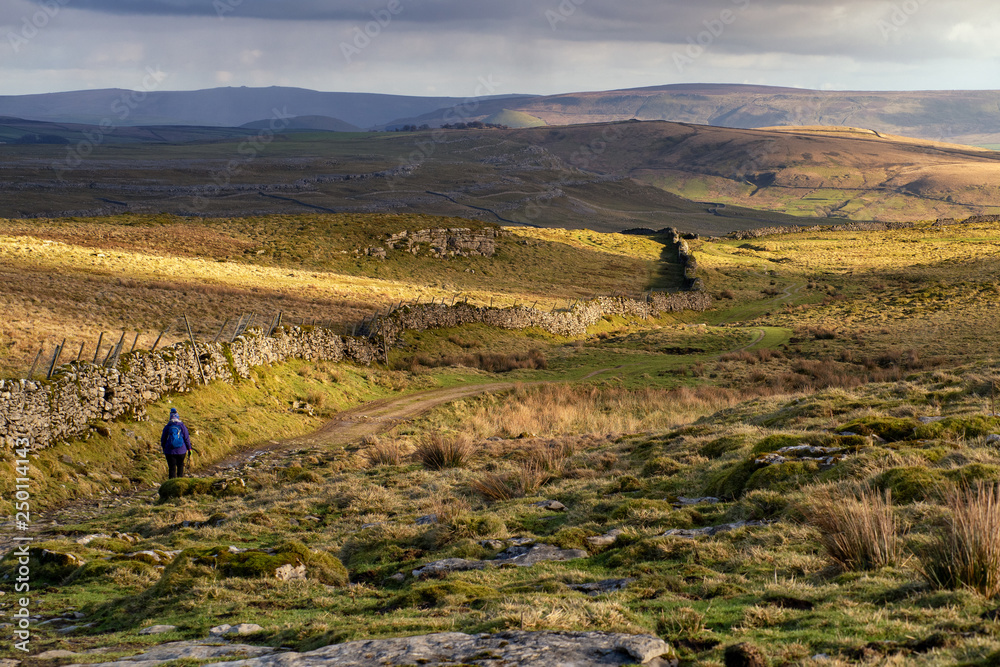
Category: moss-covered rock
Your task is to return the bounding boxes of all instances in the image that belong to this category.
[158,477,214,500]
[158,477,247,501]
[875,467,948,503]
[0,544,86,586]
[699,435,750,459]
[186,540,347,585]
[945,463,1000,487]
[703,459,760,499]
[839,417,920,442]
[384,580,495,611]
[606,475,643,493]
[746,461,821,493]
[550,526,596,551]
[914,416,1000,441]
[751,435,802,456]
[641,456,681,477]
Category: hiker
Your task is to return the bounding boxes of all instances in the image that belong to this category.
[160,407,192,479]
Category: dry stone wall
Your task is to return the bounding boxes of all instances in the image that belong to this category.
[380,291,711,345]
[1,327,378,451]
[2,233,710,450]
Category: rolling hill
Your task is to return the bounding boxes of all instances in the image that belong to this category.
[0,87,534,130]
[2,117,999,226]
[3,84,1000,147]
[241,115,362,133]
[382,83,1000,147]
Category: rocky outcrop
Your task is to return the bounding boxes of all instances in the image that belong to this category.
[208,631,677,666]
[384,227,507,258]
[65,640,276,667]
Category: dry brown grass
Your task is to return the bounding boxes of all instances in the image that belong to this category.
[470,462,551,501]
[465,384,740,438]
[413,434,476,470]
[923,483,1000,598]
[804,487,904,571]
[363,437,409,467]
[406,349,547,373]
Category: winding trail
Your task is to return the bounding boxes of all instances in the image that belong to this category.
[200,382,519,475]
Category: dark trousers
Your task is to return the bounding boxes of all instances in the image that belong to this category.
[166,453,187,479]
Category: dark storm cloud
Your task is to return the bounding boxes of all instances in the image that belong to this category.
[4,0,998,95]
[33,0,996,63]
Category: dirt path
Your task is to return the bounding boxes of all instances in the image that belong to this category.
[734,328,767,351]
[5,382,521,541]
[200,382,519,475]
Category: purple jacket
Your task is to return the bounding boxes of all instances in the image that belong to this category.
[160,418,192,455]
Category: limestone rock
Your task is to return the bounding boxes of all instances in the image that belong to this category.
[139,625,177,635]
[208,631,676,666]
[66,640,275,666]
[415,514,439,526]
[568,578,635,596]
[412,558,487,579]
[210,623,264,636]
[987,434,1000,445]
[36,649,81,659]
[494,543,587,567]
[274,564,307,581]
[531,500,567,512]
[663,520,766,539]
[586,528,625,547]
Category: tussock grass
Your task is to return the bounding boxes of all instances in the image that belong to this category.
[804,486,904,570]
[406,349,548,373]
[470,462,550,502]
[363,437,409,467]
[414,434,476,470]
[923,483,1000,598]
[462,383,740,439]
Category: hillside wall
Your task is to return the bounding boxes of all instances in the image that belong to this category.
[1,327,378,451]
[2,238,710,450]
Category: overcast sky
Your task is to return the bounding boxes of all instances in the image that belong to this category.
[2,0,999,97]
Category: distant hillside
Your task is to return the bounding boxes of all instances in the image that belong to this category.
[510,121,1000,220]
[0,116,260,145]
[4,117,1000,227]
[483,109,547,128]
[5,84,1000,144]
[0,87,535,130]
[241,115,362,133]
[385,83,1000,147]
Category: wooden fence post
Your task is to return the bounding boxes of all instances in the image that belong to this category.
[27,348,43,379]
[151,330,166,352]
[183,314,208,386]
[92,332,105,365]
[75,341,85,362]
[213,318,230,344]
[47,338,66,379]
[129,332,141,353]
[104,332,125,367]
